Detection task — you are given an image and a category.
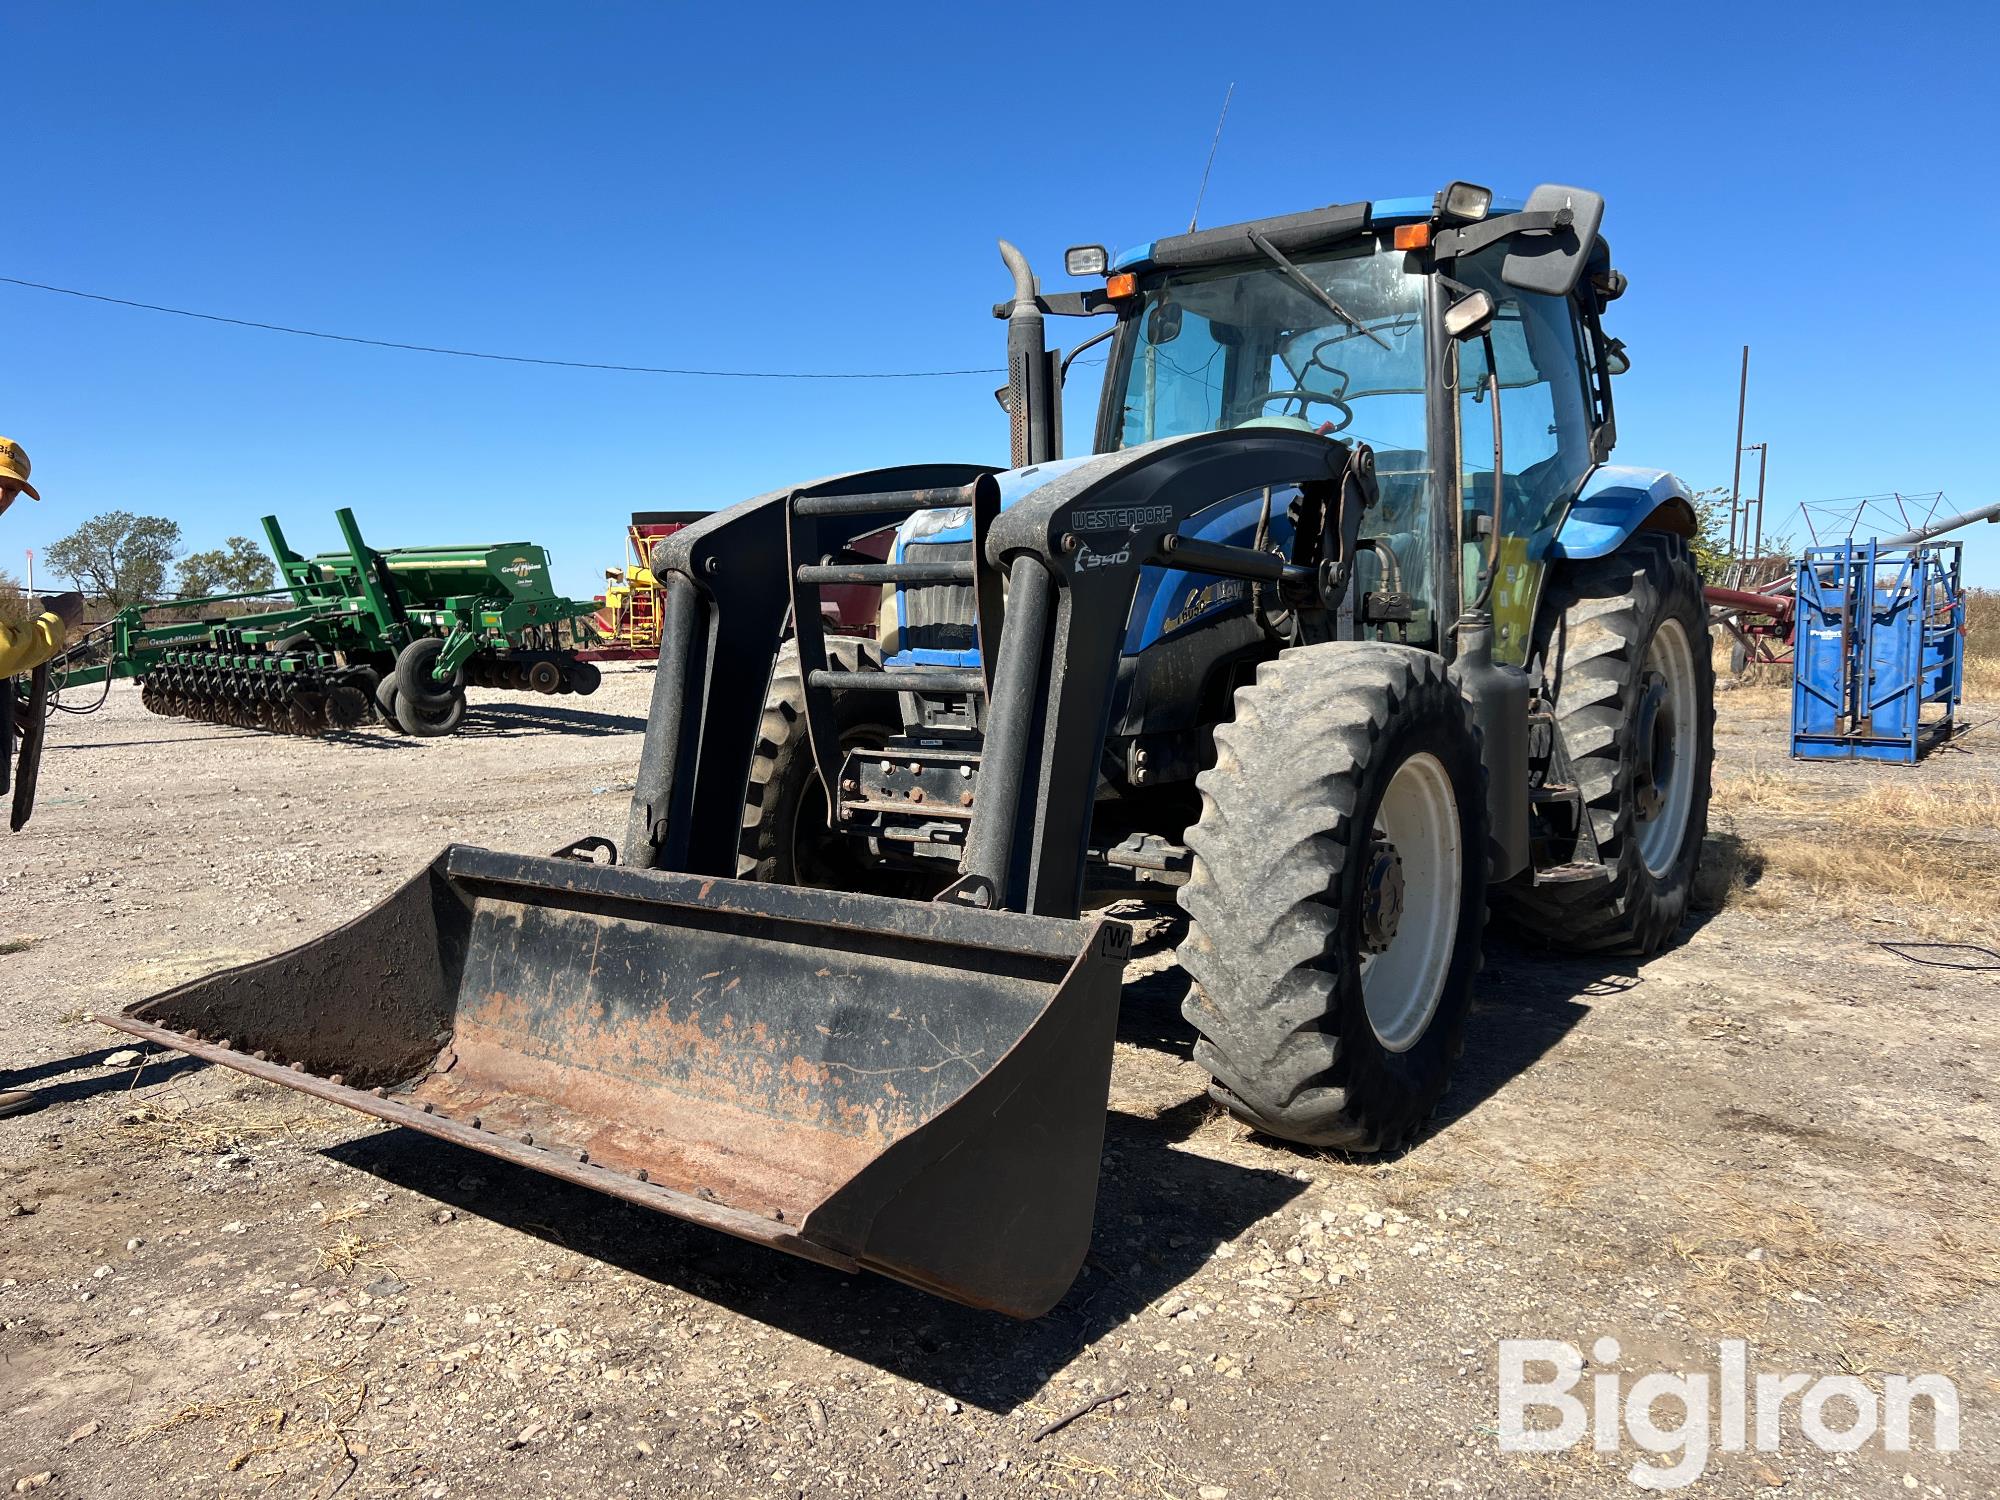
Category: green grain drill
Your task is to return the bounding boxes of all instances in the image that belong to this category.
[58,507,607,739]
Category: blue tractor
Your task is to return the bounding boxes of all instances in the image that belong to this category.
[108,182,1713,1318]
[737,180,1712,1120]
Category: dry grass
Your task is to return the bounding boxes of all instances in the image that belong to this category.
[110,1088,336,1157]
[1664,1153,2000,1337]
[1308,1147,1461,1215]
[1522,1156,1593,1212]
[1966,589,2000,695]
[1660,1177,1876,1339]
[1746,829,2000,938]
[126,1355,372,1500]
[1715,763,2000,827]
[1708,753,2000,937]
[127,1400,234,1440]
[315,1231,392,1277]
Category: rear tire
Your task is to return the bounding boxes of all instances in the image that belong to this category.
[738,638,927,894]
[1496,532,1714,955]
[1177,644,1488,1152]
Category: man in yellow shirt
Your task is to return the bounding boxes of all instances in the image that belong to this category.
[1,439,82,675]
[2,438,82,1116]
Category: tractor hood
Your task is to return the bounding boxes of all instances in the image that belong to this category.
[885,444,1302,663]
[891,455,1097,551]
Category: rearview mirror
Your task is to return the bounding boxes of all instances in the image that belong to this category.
[1501,184,1604,298]
[1145,302,1184,345]
[1444,289,1496,341]
[1604,338,1630,376]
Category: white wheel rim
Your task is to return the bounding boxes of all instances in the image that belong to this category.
[1360,752,1462,1054]
[1636,618,1698,877]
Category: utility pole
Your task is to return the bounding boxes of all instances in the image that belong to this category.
[1728,345,1750,558]
[1743,443,1769,563]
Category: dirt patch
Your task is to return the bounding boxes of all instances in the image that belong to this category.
[1,671,1995,1497]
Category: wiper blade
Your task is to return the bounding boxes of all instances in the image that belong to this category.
[1248,231,1392,352]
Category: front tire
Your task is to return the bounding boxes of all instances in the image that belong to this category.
[1497,532,1714,955]
[1176,644,1489,1152]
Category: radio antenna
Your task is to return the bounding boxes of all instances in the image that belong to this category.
[1187,81,1235,233]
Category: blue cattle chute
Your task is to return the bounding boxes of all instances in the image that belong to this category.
[1790,539,1965,763]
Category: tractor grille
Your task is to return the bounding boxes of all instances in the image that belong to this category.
[899,541,976,653]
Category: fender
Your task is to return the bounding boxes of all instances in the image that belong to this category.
[1548,465,1697,560]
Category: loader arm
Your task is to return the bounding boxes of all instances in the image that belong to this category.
[623,430,1354,919]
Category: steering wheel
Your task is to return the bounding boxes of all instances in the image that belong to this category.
[1229,388,1355,432]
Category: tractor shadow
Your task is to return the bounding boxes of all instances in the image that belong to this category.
[1101,901,1725,1148]
[327,1104,1306,1412]
[453,702,649,739]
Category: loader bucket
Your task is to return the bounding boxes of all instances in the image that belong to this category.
[100,847,1128,1317]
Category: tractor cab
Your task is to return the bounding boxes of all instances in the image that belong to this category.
[1062,184,1628,664]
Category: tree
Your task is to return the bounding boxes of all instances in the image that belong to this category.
[0,568,28,629]
[1689,485,1733,584]
[1690,484,1793,587]
[44,511,182,607]
[176,536,274,598]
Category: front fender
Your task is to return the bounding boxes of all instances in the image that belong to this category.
[1549,465,1696,560]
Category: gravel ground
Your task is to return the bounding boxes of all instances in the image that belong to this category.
[1,669,1994,1498]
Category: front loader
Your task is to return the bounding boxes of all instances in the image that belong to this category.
[102,181,1713,1317]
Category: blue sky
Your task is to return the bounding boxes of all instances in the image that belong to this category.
[6,1,1996,596]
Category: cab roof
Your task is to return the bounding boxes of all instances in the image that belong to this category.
[1110,193,1528,275]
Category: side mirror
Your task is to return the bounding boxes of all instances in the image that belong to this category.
[1604,338,1631,376]
[1501,184,1604,298]
[1443,289,1496,342]
[1064,244,1108,277]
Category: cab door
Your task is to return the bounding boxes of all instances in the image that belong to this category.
[1452,254,1599,665]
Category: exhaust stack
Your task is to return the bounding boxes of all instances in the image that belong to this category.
[998,240,1061,468]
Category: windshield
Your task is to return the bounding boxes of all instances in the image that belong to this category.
[1107,240,1428,454]
[1103,237,1439,639]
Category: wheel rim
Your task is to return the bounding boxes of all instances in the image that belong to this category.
[1634,617,1698,877]
[1359,751,1462,1054]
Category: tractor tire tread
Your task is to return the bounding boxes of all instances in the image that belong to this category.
[1175,642,1488,1153]
[1494,531,1715,955]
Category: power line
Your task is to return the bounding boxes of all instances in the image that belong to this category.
[0,274,1007,380]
